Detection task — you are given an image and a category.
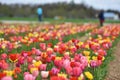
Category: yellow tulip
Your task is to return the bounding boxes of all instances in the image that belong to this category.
[3,70,14,76]
[84,71,93,80]
[92,56,97,60]
[78,42,83,46]
[85,44,89,49]
[1,44,6,49]
[33,61,42,67]
[64,52,70,55]
[30,67,38,73]
[24,36,28,40]
[78,73,84,80]
[55,57,62,60]
[83,51,90,56]
[102,56,105,61]
[28,33,33,37]
[98,35,102,40]
[58,73,67,78]
[39,38,44,42]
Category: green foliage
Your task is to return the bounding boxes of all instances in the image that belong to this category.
[0,3,98,18]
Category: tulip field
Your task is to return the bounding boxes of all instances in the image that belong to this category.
[0,23,120,80]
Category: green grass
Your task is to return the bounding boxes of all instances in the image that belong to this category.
[0,17,120,24]
[90,35,120,80]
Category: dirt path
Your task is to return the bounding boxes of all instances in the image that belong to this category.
[105,42,120,80]
[77,33,90,42]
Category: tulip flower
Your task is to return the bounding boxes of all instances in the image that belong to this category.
[70,77,78,80]
[51,68,60,75]
[27,57,33,63]
[72,67,82,77]
[40,64,47,71]
[58,73,67,79]
[0,72,6,80]
[50,76,66,80]
[14,67,21,74]
[41,71,49,79]
[1,53,7,60]
[32,70,39,77]
[33,60,42,67]
[2,62,9,70]
[30,67,38,74]
[24,74,35,80]
[84,71,93,80]
[40,43,46,51]
[9,54,19,63]
[83,51,90,56]
[3,70,14,76]
[46,48,53,56]
[1,76,13,80]
[90,60,97,67]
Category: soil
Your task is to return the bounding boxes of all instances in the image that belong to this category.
[105,42,120,80]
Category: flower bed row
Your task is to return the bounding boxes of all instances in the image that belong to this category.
[0,23,97,54]
[0,24,120,80]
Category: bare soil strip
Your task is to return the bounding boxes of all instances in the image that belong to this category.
[105,42,120,80]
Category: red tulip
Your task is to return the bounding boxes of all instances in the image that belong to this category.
[9,54,19,62]
[0,72,6,79]
[97,55,103,60]
[70,77,78,80]
[50,76,66,80]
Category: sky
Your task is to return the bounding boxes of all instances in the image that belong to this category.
[0,0,120,11]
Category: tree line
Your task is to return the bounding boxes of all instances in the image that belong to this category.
[0,2,119,19]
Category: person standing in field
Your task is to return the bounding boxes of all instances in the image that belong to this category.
[98,10,105,26]
[37,7,43,21]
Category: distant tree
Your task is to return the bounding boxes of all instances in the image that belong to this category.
[0,3,119,19]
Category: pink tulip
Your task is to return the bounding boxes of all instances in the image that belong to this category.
[97,49,106,56]
[1,53,7,60]
[24,72,30,76]
[39,43,46,51]
[18,56,25,64]
[66,66,72,75]
[72,67,82,77]
[46,48,53,56]
[80,56,88,66]
[79,63,85,70]
[51,68,60,75]
[21,51,28,57]
[40,64,47,71]
[1,76,13,80]
[63,54,70,60]
[24,74,35,80]
[35,49,41,56]
[0,62,2,68]
[28,64,34,71]
[54,46,59,52]
[90,60,97,67]
[35,56,41,61]
[2,63,9,70]
[97,60,102,66]
[63,59,70,68]
[54,60,63,69]
[32,70,39,77]
[27,57,33,63]
[7,43,13,50]
[70,46,77,53]
[74,54,81,61]
[46,57,51,63]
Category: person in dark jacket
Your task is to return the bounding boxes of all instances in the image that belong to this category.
[98,10,105,26]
